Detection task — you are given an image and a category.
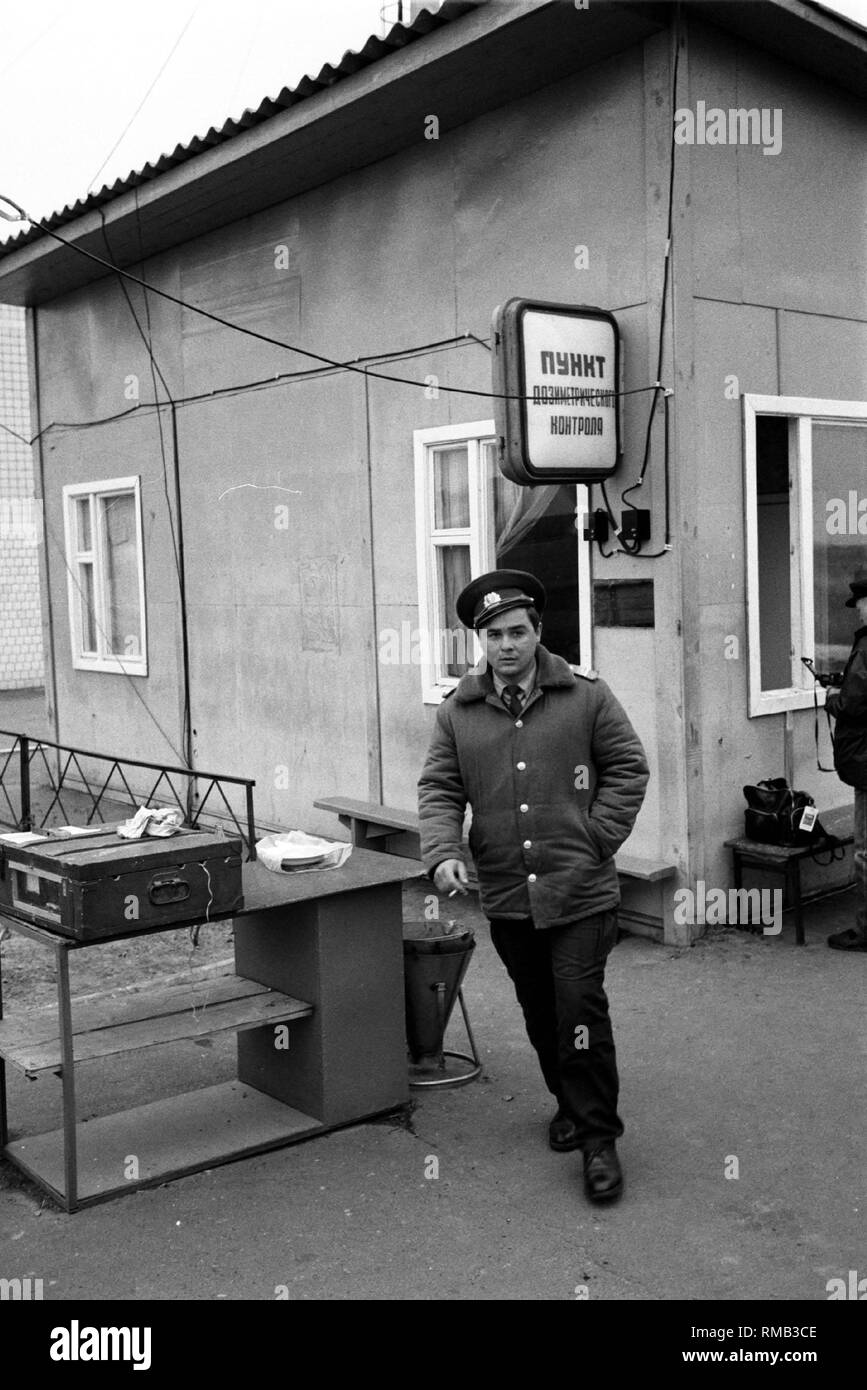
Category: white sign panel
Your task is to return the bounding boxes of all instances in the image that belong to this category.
[523,310,618,474]
[493,299,621,484]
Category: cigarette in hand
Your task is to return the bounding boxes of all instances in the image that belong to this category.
[448,889,458,897]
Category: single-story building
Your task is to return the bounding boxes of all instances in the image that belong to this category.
[0,0,865,942]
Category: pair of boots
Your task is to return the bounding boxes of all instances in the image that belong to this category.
[827,850,867,951]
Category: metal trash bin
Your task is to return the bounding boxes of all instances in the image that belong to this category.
[402,919,482,1087]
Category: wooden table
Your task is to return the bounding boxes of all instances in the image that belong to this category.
[0,849,424,1210]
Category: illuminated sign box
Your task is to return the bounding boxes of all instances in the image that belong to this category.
[492,298,622,484]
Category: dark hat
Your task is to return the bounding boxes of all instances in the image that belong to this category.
[845,576,867,608]
[456,569,546,630]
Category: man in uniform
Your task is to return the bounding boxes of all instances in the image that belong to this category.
[824,575,867,951]
[417,569,649,1201]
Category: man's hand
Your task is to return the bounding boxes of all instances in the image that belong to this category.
[433,859,469,895]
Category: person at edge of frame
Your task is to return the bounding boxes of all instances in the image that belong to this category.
[823,573,867,952]
[416,568,649,1203]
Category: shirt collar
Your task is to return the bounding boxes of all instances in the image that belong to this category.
[453,645,574,704]
[492,662,537,699]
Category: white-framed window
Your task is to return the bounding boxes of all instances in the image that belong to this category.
[744,394,867,717]
[62,477,148,675]
[413,420,591,703]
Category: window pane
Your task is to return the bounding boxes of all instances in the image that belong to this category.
[484,444,581,664]
[79,563,96,652]
[76,497,92,551]
[433,446,470,529]
[437,545,472,676]
[755,416,792,690]
[102,494,140,657]
[812,421,867,674]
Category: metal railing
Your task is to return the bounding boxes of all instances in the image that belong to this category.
[0,730,257,860]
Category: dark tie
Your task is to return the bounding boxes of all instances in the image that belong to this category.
[502,683,524,718]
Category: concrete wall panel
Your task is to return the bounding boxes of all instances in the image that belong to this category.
[452,49,648,332]
[778,312,867,402]
[690,21,867,320]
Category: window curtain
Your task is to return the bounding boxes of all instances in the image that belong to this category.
[495,480,560,557]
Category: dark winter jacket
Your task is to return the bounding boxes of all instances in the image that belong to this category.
[417,644,649,929]
[825,625,867,789]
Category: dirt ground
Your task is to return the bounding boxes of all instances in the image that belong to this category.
[0,916,237,1012]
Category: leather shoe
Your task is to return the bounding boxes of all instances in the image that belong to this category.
[548,1107,582,1152]
[583,1143,623,1201]
[827,928,867,951]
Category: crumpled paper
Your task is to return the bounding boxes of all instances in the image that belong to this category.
[256,829,352,874]
[116,806,184,839]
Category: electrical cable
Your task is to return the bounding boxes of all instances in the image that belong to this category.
[639,389,674,557]
[169,400,195,815]
[0,344,496,783]
[92,203,195,813]
[598,478,620,549]
[0,407,137,449]
[86,5,200,195]
[0,196,662,408]
[96,205,181,581]
[0,333,493,448]
[0,322,541,786]
[611,2,681,558]
[189,864,216,1022]
[227,0,266,118]
[810,679,837,774]
[129,190,194,810]
[0,11,64,81]
[466,332,492,354]
[585,484,613,559]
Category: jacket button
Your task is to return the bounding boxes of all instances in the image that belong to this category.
[528,873,537,883]
[515,719,523,727]
[519,803,529,812]
[516,761,526,770]
[523,839,532,848]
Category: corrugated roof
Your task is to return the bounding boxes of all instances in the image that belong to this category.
[0,1,476,255]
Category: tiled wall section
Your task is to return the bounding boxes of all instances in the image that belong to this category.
[0,304,44,688]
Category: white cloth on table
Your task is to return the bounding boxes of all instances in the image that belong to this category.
[256,829,352,874]
[116,806,184,839]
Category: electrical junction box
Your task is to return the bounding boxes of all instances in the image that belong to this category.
[619,509,651,545]
[582,509,610,543]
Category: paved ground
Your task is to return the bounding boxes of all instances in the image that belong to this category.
[1,870,864,1302]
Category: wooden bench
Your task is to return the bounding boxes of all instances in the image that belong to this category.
[314,797,424,859]
[724,804,855,946]
[314,796,678,888]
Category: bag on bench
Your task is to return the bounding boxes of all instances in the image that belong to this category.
[743,778,845,862]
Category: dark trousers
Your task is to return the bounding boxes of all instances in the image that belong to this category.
[489,908,623,1147]
[855,789,867,934]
